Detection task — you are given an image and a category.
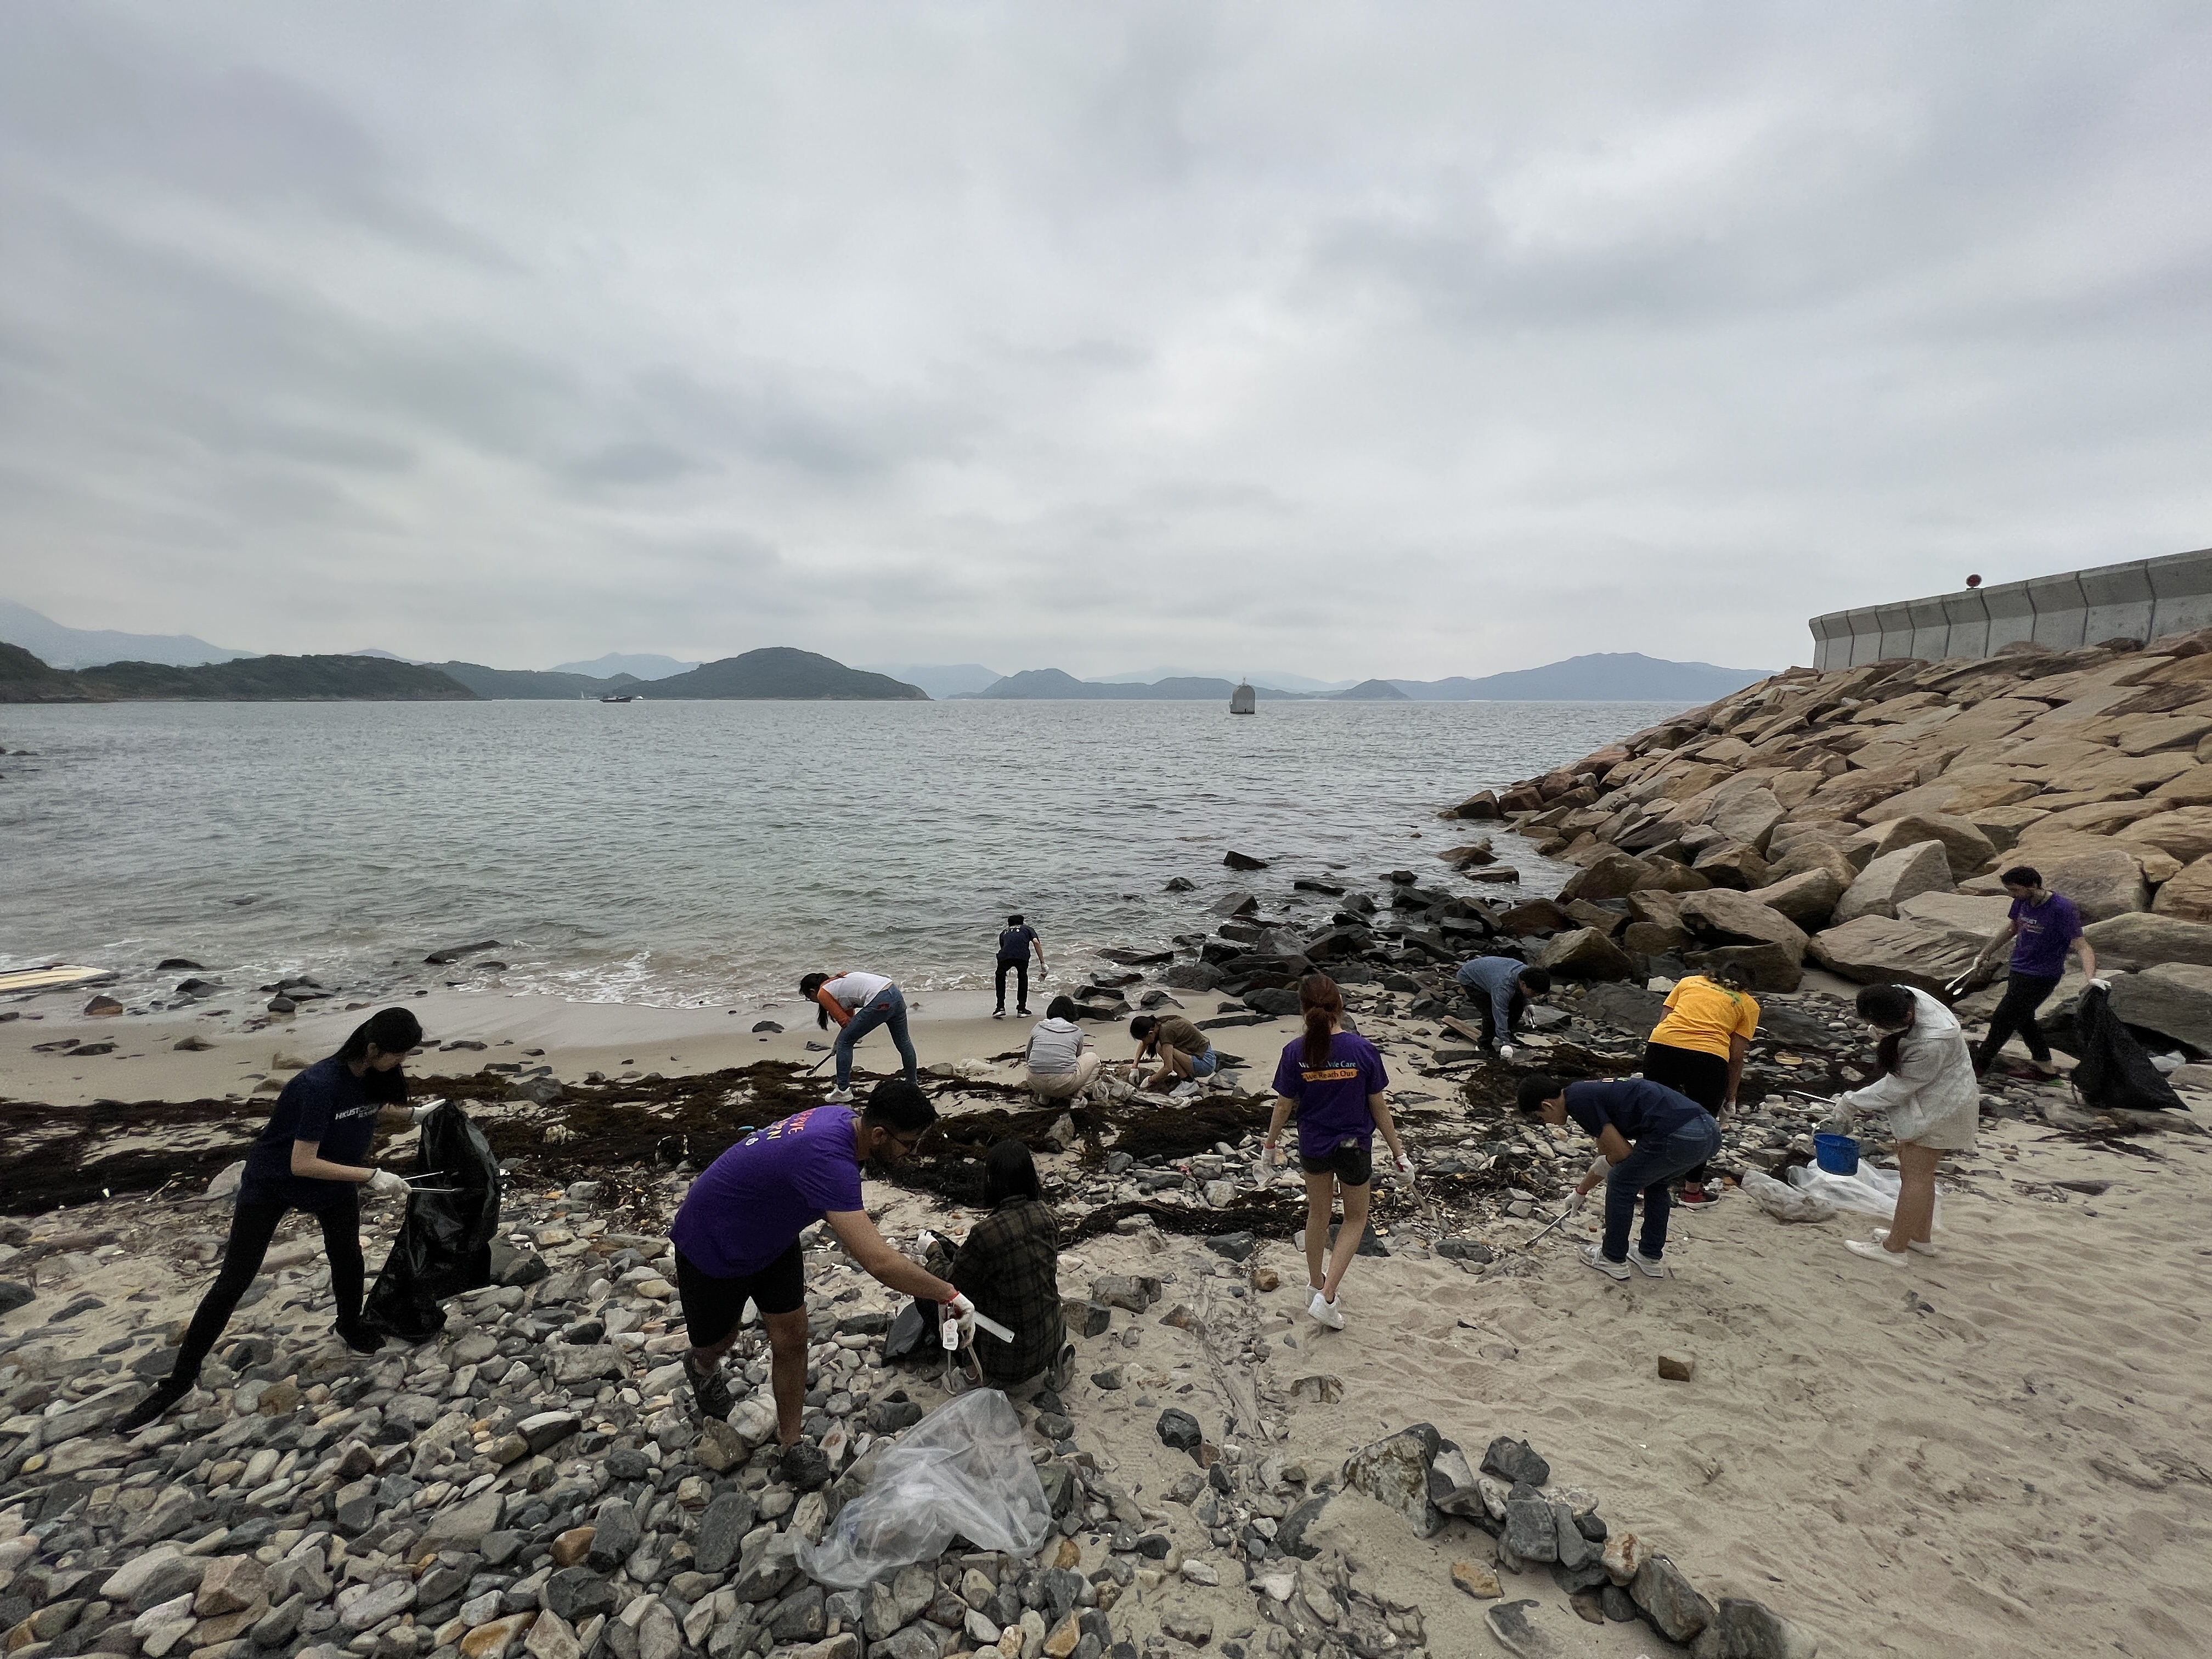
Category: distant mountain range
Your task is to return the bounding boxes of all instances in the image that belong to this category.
[956,653,1768,702]
[2,601,1772,704]
[0,643,474,703]
[0,600,254,670]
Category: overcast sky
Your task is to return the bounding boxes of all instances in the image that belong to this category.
[3,3,2209,679]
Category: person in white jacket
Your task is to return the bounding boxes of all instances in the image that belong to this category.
[1832,983,1979,1266]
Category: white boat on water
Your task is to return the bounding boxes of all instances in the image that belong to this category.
[1229,680,1256,715]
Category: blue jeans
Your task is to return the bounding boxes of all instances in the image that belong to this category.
[835,986,919,1090]
[1603,1114,1723,1262]
[1190,1048,1221,1078]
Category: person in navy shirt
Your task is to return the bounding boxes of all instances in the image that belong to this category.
[1966,865,2097,1079]
[1263,974,1412,1331]
[992,913,1046,1019]
[1519,1071,1720,1282]
[116,1007,432,1432]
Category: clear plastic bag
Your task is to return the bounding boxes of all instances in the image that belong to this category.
[795,1388,1052,1587]
[1741,1170,1836,1223]
[1785,1161,1942,1229]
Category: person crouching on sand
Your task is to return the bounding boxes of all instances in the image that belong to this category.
[1129,1012,1218,1097]
[1829,983,1979,1267]
[800,969,921,1102]
[1263,973,1412,1330]
[116,1007,435,1432]
[1517,1070,1720,1281]
[1024,996,1101,1102]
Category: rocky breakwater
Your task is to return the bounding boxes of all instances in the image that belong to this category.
[1462,628,2212,1087]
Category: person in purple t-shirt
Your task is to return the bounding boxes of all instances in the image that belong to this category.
[668,1080,968,1482]
[1967,865,2098,1078]
[1262,974,1411,1333]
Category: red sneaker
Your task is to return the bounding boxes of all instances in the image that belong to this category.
[1677,1183,1719,1209]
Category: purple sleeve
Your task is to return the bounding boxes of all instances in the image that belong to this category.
[1272,1042,1302,1099]
[2057,896,2084,942]
[1362,1039,1389,1095]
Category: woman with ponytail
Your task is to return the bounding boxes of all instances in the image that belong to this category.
[1263,973,1409,1330]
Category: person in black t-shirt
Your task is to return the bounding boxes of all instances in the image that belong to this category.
[992,913,1046,1019]
[114,1007,434,1432]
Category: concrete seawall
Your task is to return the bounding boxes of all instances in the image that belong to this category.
[1809,546,2212,669]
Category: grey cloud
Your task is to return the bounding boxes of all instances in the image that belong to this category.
[2,3,2209,676]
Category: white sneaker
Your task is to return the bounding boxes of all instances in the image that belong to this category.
[1845,1238,1910,1268]
[1308,1291,1345,1329]
[1581,1245,1630,1281]
[825,1087,854,1104]
[1627,1249,1666,1278]
[1872,1229,1937,1257]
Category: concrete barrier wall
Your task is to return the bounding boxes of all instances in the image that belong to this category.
[1809,548,2212,669]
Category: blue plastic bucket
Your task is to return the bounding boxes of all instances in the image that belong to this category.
[1814,1132,1860,1175]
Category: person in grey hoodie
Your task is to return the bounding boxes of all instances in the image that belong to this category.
[1023,996,1101,1102]
[1454,957,1552,1056]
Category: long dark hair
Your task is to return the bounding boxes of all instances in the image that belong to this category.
[1855,984,1916,1077]
[983,1138,1041,1205]
[336,1007,421,1104]
[1299,973,1344,1068]
[799,972,832,1030]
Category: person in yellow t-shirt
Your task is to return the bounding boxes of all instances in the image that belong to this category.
[1642,962,1758,1209]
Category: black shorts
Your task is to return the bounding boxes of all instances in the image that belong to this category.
[674,1240,805,1347]
[1300,1141,1373,1187]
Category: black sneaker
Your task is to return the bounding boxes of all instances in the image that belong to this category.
[686,1355,735,1421]
[334,1321,386,1355]
[115,1375,193,1435]
[779,1440,832,1492]
[992,1008,1006,1019]
[1016,1007,1030,1017]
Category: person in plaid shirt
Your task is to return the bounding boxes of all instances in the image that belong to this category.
[950,1141,1070,1392]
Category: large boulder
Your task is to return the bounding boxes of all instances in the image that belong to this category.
[2082,912,2212,972]
[1894,891,2014,940]
[1964,803,2050,853]
[1833,841,1954,925]
[1532,928,1635,981]
[2120,805,2212,866]
[2150,849,2212,929]
[2106,964,2212,1053]
[1558,853,1651,904]
[1690,843,1770,890]
[1750,868,1846,928]
[1809,916,1983,994]
[1762,839,1860,888]
[1708,787,1787,854]
[1678,889,1809,964]
[1687,942,1803,992]
[1850,813,1997,879]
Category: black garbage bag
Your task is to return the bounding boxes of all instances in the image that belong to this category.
[2070,984,2186,1114]
[363,1100,504,1340]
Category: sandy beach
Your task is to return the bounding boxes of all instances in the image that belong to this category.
[9,953,2212,1657]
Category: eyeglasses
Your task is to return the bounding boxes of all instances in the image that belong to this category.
[888,1131,926,1155]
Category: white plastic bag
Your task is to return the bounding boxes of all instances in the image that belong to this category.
[1741,1170,1836,1223]
[795,1388,1052,1587]
[1785,1162,1943,1230]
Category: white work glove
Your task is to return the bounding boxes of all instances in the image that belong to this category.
[1565,1189,1589,1215]
[1496,1043,1516,1062]
[366,1169,411,1200]
[409,1099,443,1124]
[1587,1154,1611,1186]
[1265,1143,1284,1169]
[2089,977,2114,991]
[1394,1152,1415,1177]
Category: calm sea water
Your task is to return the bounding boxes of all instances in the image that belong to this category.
[0,699,1686,1009]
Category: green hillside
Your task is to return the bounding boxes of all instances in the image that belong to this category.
[0,641,98,702]
[69,653,477,701]
[650,648,927,700]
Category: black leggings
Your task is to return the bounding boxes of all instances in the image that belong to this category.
[995,960,1030,1011]
[1974,972,2062,1069]
[172,1190,365,1383]
[1642,1041,1729,1187]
